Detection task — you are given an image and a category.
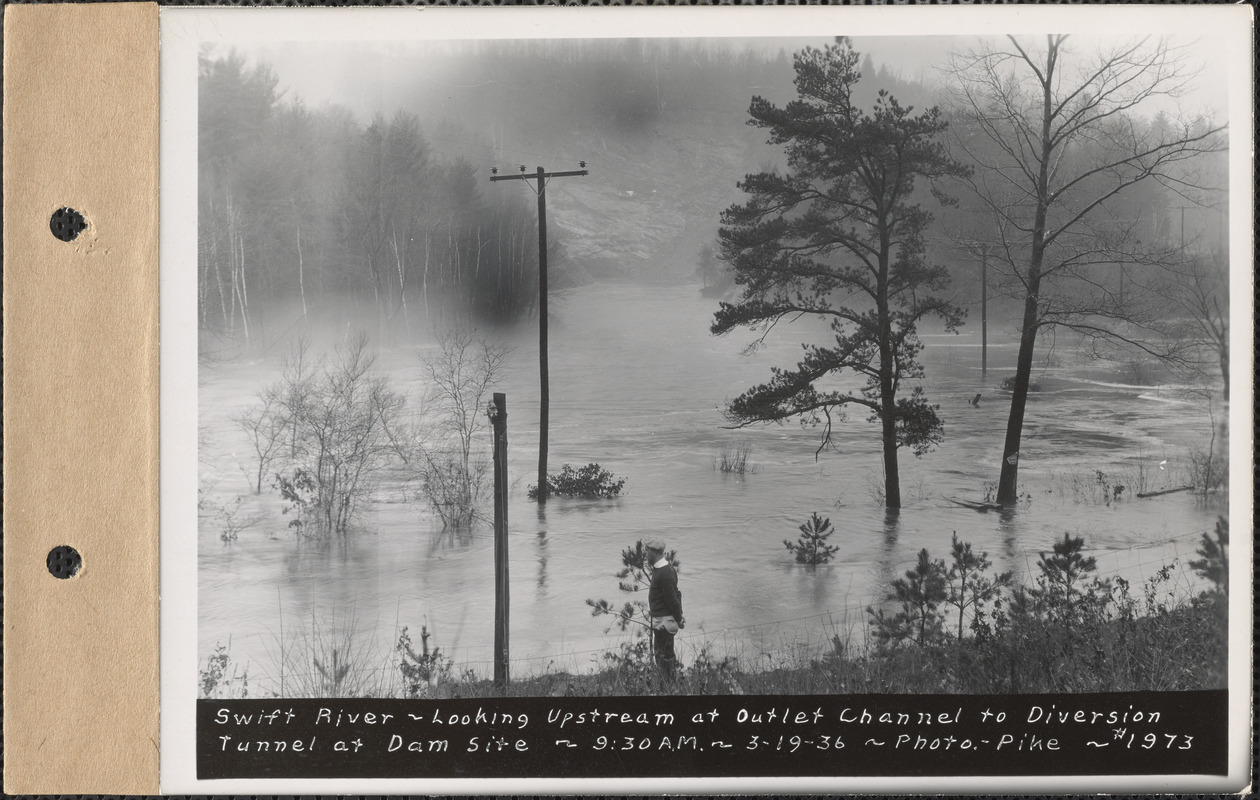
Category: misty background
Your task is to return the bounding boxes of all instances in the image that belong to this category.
[198,34,1228,346]
[195,34,1232,696]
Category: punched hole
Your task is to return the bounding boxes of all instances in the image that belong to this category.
[47,545,82,579]
[50,207,88,242]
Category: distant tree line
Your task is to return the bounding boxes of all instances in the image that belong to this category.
[199,52,550,341]
[198,42,804,341]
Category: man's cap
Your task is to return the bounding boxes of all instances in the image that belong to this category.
[644,538,666,551]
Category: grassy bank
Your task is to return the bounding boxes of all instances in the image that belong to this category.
[201,521,1228,699]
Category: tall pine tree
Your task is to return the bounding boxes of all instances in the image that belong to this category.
[712,39,967,510]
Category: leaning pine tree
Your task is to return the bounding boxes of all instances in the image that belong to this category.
[712,39,968,509]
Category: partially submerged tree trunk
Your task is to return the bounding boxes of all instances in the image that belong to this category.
[877,263,902,509]
[997,276,1042,503]
[997,64,1055,505]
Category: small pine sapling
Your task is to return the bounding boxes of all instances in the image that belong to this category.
[869,548,948,647]
[586,540,680,631]
[784,512,840,565]
[396,625,453,698]
[1031,532,1108,623]
[944,533,1012,641]
[1189,516,1228,594]
[1188,516,1229,671]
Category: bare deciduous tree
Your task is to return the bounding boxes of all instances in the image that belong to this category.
[1168,252,1229,395]
[397,328,510,529]
[236,387,288,494]
[947,35,1226,506]
[274,334,405,537]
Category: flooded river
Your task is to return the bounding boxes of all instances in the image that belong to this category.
[198,283,1224,693]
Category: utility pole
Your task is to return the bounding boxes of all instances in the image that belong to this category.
[488,393,509,694]
[490,163,588,503]
[980,243,988,379]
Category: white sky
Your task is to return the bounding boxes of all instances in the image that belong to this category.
[234,32,1229,127]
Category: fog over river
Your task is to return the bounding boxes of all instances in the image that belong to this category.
[198,283,1222,692]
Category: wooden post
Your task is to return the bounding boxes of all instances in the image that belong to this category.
[490,392,509,694]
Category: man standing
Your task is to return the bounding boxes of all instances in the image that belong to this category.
[645,538,684,679]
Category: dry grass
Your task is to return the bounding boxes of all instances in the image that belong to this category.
[260,603,399,698]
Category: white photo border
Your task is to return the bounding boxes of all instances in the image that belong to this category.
[160,5,1254,793]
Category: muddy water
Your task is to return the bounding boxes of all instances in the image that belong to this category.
[198,283,1223,693]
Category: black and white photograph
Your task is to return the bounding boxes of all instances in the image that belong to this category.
[159,6,1252,792]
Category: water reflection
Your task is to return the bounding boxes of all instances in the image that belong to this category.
[997,506,1020,565]
[535,505,549,597]
[873,508,901,598]
[430,525,474,553]
[882,508,901,535]
[807,563,831,612]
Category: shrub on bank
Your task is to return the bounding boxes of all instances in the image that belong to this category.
[199,521,1228,698]
[396,625,454,698]
[861,523,1228,694]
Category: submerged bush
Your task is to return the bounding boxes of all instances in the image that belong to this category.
[529,463,626,499]
[207,494,264,543]
[784,512,839,564]
[394,328,511,529]
[714,440,758,475]
[1187,441,1228,497]
[257,334,404,538]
